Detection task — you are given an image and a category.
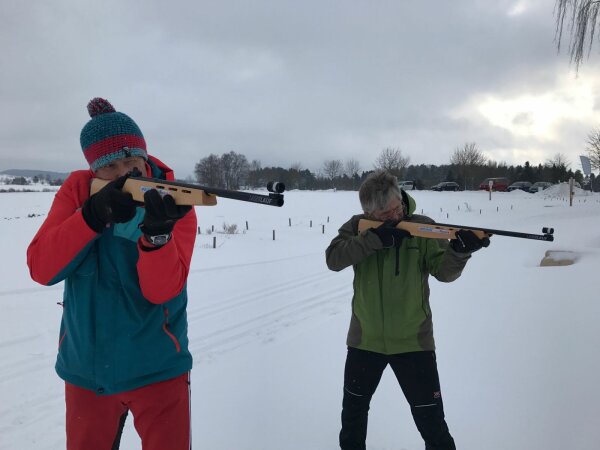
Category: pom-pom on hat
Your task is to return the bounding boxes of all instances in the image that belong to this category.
[80,98,148,171]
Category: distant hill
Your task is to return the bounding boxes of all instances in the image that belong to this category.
[0,169,70,181]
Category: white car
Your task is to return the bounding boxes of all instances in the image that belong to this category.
[398,180,415,190]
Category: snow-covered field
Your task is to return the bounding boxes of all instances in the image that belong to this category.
[1,184,599,450]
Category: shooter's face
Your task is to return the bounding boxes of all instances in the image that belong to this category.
[370,196,405,222]
[94,157,146,181]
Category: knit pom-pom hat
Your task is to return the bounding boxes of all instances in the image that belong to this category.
[80,98,148,171]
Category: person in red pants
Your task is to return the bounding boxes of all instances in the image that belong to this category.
[27,98,197,449]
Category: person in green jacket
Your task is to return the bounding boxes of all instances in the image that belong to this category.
[326,170,489,450]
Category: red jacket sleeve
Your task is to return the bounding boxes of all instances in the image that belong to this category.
[27,171,98,285]
[136,207,197,304]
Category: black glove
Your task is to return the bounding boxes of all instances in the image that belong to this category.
[450,229,490,253]
[370,220,412,248]
[140,189,192,237]
[82,174,137,232]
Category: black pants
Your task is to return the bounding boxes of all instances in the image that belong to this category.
[339,347,456,450]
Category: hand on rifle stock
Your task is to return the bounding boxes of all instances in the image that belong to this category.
[140,189,192,237]
[450,229,490,253]
[370,220,412,249]
[83,173,137,232]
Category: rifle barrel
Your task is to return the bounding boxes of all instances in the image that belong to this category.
[432,222,554,241]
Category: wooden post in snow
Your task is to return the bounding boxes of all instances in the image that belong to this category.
[569,177,574,206]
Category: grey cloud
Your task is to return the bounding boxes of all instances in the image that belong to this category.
[0,0,596,177]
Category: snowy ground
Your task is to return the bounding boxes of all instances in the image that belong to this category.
[1,184,599,450]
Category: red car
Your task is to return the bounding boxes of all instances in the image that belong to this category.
[479,177,510,192]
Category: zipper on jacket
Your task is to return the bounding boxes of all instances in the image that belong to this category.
[162,307,181,353]
[376,252,387,354]
[419,265,431,318]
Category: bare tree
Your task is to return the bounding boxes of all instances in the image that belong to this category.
[195,151,249,189]
[345,158,361,177]
[195,154,222,187]
[374,148,410,177]
[555,0,600,71]
[221,151,249,189]
[544,152,571,183]
[586,128,600,170]
[323,159,343,186]
[450,142,487,190]
[545,152,571,169]
[450,142,487,166]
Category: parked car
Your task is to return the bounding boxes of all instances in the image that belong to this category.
[529,181,553,193]
[431,181,460,191]
[479,177,510,191]
[398,180,415,190]
[507,181,532,192]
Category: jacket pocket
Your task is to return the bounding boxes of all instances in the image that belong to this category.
[57,302,67,349]
[162,307,181,353]
[58,330,67,350]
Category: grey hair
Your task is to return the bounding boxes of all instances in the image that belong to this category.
[359,170,402,214]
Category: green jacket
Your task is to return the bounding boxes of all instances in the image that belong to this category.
[325,192,470,355]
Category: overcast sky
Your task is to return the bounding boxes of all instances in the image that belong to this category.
[1,0,599,178]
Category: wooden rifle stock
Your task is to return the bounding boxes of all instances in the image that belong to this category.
[90,176,285,207]
[358,219,554,242]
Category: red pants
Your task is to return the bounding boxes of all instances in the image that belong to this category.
[65,373,191,450]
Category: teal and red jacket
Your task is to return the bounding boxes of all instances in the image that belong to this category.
[27,156,197,395]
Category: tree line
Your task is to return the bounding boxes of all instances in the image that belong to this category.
[193,144,597,192]
[4,175,64,186]
[10,140,596,191]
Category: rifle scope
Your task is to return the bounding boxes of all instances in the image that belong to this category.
[267,181,286,193]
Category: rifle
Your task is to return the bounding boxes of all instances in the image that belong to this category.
[90,176,285,207]
[358,219,554,242]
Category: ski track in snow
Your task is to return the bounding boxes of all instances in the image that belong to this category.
[189,251,321,274]
[0,285,62,298]
[1,395,59,449]
[189,281,349,357]
[188,256,351,359]
[1,355,50,384]
[188,270,335,324]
